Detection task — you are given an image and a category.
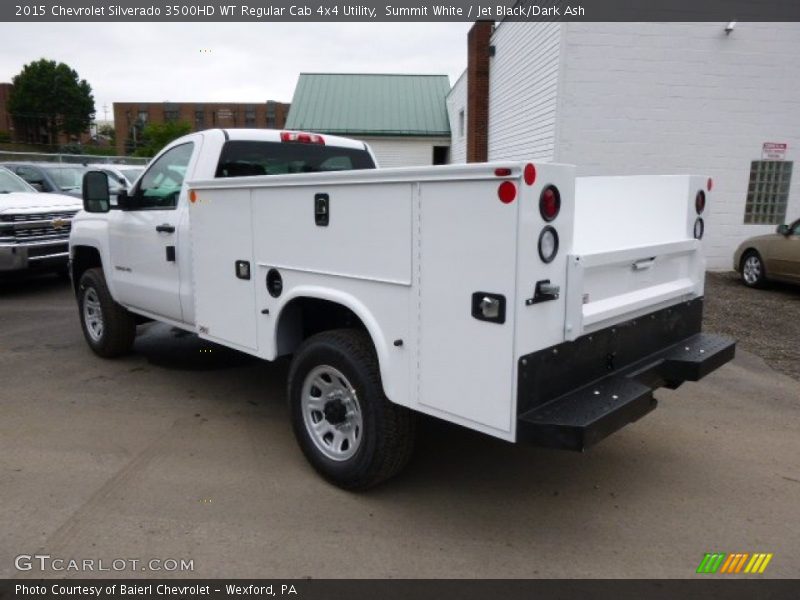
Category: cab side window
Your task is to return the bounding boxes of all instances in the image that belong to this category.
[134,143,194,210]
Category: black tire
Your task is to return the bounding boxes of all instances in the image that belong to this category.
[740,250,767,288]
[78,267,137,358]
[288,329,416,490]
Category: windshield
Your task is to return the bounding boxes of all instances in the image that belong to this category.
[215,141,376,178]
[45,166,87,191]
[0,168,35,193]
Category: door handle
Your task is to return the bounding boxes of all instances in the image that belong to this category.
[156,224,175,233]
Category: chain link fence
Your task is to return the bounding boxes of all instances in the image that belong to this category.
[0,150,150,165]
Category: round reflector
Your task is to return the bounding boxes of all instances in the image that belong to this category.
[539,186,561,221]
[695,190,706,214]
[538,226,560,263]
[524,163,537,186]
[498,181,517,204]
[694,218,705,240]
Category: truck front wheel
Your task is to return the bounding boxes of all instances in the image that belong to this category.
[288,329,416,490]
[78,268,137,358]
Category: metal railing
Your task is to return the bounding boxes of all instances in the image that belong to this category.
[0,150,151,165]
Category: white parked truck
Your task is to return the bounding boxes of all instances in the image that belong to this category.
[1,166,82,275]
[70,129,735,489]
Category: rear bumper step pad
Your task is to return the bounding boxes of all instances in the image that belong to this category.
[517,332,735,451]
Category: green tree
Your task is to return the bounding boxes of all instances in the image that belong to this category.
[132,120,192,157]
[8,58,95,147]
[98,123,116,142]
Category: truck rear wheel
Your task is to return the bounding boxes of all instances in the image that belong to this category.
[288,329,416,490]
[78,267,137,358]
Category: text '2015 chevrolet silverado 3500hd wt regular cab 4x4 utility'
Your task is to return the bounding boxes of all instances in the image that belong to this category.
[70,128,735,489]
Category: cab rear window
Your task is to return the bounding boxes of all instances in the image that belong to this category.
[215,140,375,178]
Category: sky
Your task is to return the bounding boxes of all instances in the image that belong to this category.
[0,22,472,123]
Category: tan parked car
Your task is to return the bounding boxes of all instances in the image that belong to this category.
[734,218,800,287]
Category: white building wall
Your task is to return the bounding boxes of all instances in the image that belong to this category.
[553,22,800,270]
[446,71,468,164]
[487,21,563,162]
[361,136,450,168]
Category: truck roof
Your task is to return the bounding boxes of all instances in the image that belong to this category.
[220,128,368,151]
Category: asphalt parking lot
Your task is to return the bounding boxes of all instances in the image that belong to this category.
[1,274,799,579]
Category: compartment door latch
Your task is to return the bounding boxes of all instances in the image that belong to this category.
[314,193,329,226]
[472,292,506,324]
[526,279,560,305]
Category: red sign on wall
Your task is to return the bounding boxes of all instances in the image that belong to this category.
[762,142,788,160]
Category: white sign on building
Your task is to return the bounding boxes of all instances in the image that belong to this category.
[762,142,788,160]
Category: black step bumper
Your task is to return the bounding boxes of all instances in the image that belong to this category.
[516,298,735,451]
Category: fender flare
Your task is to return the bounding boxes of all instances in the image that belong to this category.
[273,285,397,401]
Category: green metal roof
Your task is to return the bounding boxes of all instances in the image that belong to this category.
[285,73,451,137]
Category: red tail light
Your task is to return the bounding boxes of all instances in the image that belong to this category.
[280,131,325,145]
[707,177,713,192]
[696,190,706,214]
[539,186,561,221]
[498,181,517,204]
[524,163,536,186]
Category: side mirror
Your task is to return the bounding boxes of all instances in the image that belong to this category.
[116,188,137,211]
[776,224,790,236]
[82,171,111,213]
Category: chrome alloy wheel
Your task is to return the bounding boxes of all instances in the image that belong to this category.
[743,255,762,285]
[301,365,363,461]
[83,287,104,342]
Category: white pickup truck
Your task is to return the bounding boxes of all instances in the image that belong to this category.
[70,128,734,489]
[1,166,82,275]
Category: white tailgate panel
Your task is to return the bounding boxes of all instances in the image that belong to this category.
[566,175,707,339]
[251,183,412,284]
[417,180,518,434]
[190,189,258,351]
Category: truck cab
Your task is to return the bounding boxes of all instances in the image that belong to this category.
[70,129,377,328]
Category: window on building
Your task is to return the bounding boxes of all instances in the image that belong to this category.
[266,102,277,128]
[194,108,205,128]
[433,146,449,165]
[744,160,793,224]
[164,106,179,122]
[137,109,149,124]
[245,106,257,127]
[458,109,465,138]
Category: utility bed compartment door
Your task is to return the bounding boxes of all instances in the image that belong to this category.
[189,189,258,352]
[417,180,518,436]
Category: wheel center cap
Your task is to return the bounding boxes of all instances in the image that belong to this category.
[323,398,347,425]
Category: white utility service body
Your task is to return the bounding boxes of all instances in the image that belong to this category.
[70,128,734,487]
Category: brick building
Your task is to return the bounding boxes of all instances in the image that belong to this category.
[448,19,800,270]
[0,83,13,138]
[113,100,290,155]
